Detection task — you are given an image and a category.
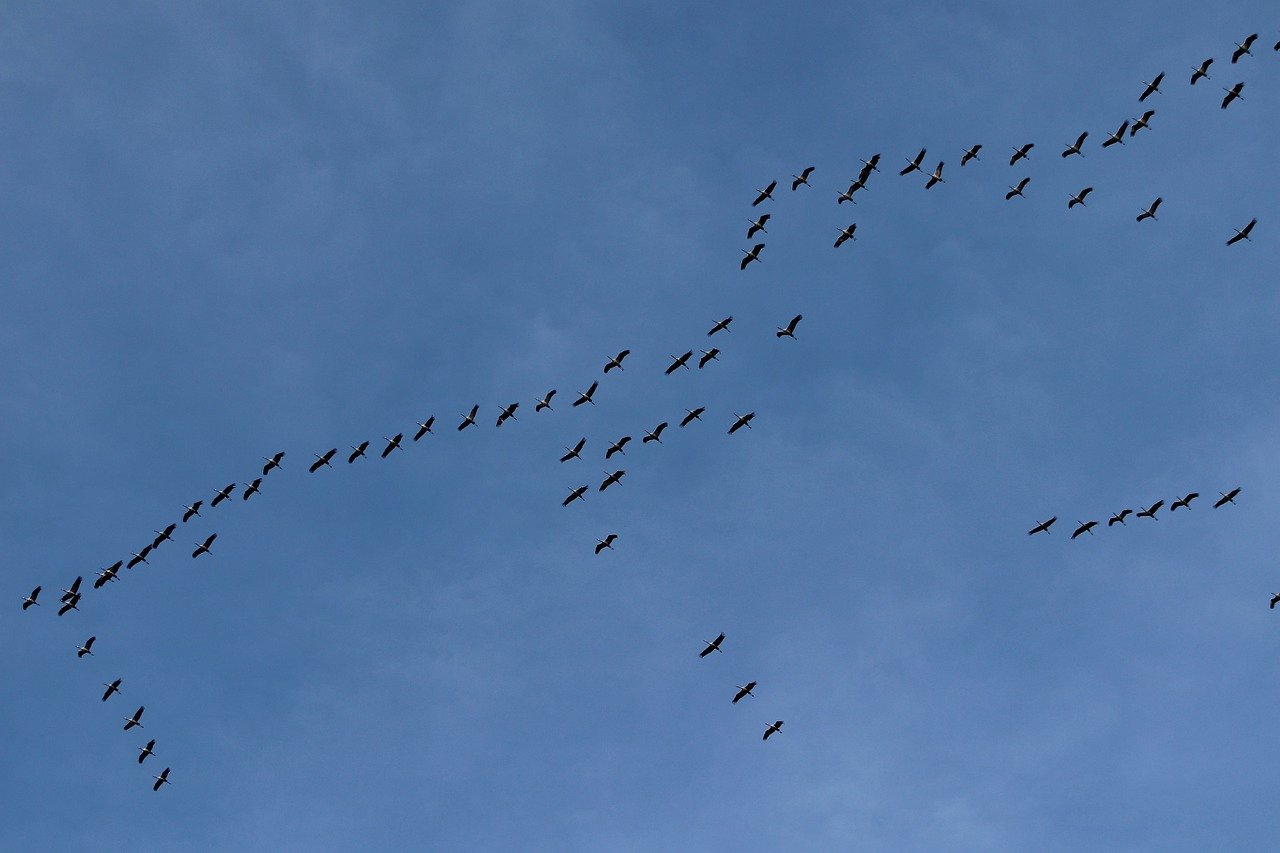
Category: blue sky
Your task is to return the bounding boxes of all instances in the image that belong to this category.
[3,2,1278,850]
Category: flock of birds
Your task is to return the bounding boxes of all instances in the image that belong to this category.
[19,27,1279,794]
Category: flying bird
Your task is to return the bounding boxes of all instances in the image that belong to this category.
[413,417,435,440]
[60,576,83,602]
[241,478,262,501]
[309,450,337,472]
[665,351,693,375]
[560,438,587,463]
[495,403,519,427]
[1071,520,1098,539]
[138,739,156,764]
[732,682,757,703]
[1005,177,1030,200]
[457,405,480,431]
[900,148,926,176]
[262,451,286,476]
[858,154,880,181]
[77,636,96,658]
[1190,58,1213,84]
[123,706,145,731]
[1170,492,1200,511]
[728,412,755,434]
[1009,143,1034,165]
[101,679,122,702]
[1213,487,1242,508]
[152,768,171,792]
[599,469,626,491]
[573,381,599,406]
[94,563,121,588]
[1221,82,1244,109]
[681,408,705,427]
[751,180,777,206]
[763,720,784,741]
[126,546,152,569]
[1136,197,1163,222]
[1108,509,1132,527]
[1061,132,1088,158]
[699,632,725,657]
[594,534,618,555]
[146,526,173,549]
[698,348,719,368]
[381,434,403,457]
[1271,593,1280,609]
[834,223,857,248]
[563,486,588,507]
[642,422,668,444]
[1068,187,1093,208]
[347,441,370,464]
[56,594,77,616]
[1101,120,1130,147]
[924,161,945,188]
[708,316,733,336]
[1136,500,1164,520]
[790,166,815,190]
[836,181,863,205]
[21,586,40,610]
[1139,72,1164,101]
[604,350,631,372]
[1226,218,1256,245]
[1130,110,1155,135]
[1231,33,1258,63]
[605,436,632,459]
[740,243,765,270]
[192,533,217,559]
[182,501,203,522]
[776,315,803,339]
[1028,517,1057,536]
[961,144,982,166]
[533,390,555,413]
[210,483,236,506]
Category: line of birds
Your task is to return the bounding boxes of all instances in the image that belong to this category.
[698,631,784,741]
[1027,486,1243,538]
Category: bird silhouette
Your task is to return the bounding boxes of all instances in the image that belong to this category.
[1190,58,1213,84]
[1139,72,1164,101]
[594,534,618,555]
[573,382,599,407]
[560,438,586,463]
[960,144,982,166]
[309,450,337,472]
[1226,218,1256,245]
[1213,487,1242,508]
[740,243,765,270]
[751,180,777,206]
[1027,517,1057,536]
[790,167,815,190]
[776,315,803,339]
[1005,177,1030,200]
[699,632,725,657]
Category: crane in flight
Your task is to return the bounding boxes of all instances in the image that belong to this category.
[61,576,83,602]
[562,486,588,507]
[1027,517,1057,536]
[1061,132,1088,158]
[1139,72,1164,101]
[1136,500,1165,520]
[1190,58,1213,84]
[924,161,945,189]
[309,450,337,472]
[1170,492,1200,511]
[834,223,857,248]
[1213,487,1242,508]
[699,632,725,657]
[708,316,733,336]
[961,144,982,166]
[192,533,217,559]
[1226,218,1256,245]
[101,679,122,702]
[605,436,632,459]
[152,768,171,792]
[747,215,770,238]
[560,438,586,463]
[495,403,518,427]
[642,423,668,445]
[573,381,599,407]
[347,441,370,464]
[728,412,755,434]
[182,501,203,522]
[680,407,705,427]
[1005,177,1030,200]
[740,243,765,270]
[665,351,694,375]
[1108,509,1132,527]
[1071,520,1098,539]
[732,682,757,703]
[1231,33,1258,63]
[413,417,435,440]
[241,478,262,501]
[21,586,40,610]
[751,180,777,206]
[858,154,880,179]
[94,563,121,588]
[1136,198,1162,222]
[1101,120,1130,147]
[900,148,926,176]
[763,720,785,741]
[123,706,146,731]
[210,483,236,506]
[1221,82,1245,109]
[457,405,480,431]
[77,636,96,658]
[836,181,863,205]
[380,434,403,457]
[776,315,803,339]
[262,451,286,476]
[595,534,618,554]
[1009,143,1034,165]
[791,166,815,190]
[604,350,631,372]
[1068,187,1094,208]
[599,470,626,491]
[698,348,719,368]
[138,739,156,764]
[127,546,152,569]
[150,525,175,548]
[1130,110,1155,135]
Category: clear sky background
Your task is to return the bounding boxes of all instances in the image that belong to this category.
[3,2,1278,851]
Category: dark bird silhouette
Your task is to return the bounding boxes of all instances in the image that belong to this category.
[211,483,236,506]
[1027,517,1057,536]
[900,148,926,176]
[1170,492,1200,511]
[182,501,203,522]
[751,180,777,206]
[776,315,803,339]
[1068,187,1093,208]
[56,597,77,617]
[192,533,217,559]
[698,348,719,368]
[1101,120,1130,147]
[708,316,733,336]
[924,161,945,188]
[836,181,864,205]
[699,632,725,657]
[242,478,262,501]
[858,154,880,181]
[1137,198,1163,222]
[413,417,435,440]
[495,403,519,427]
[1139,72,1165,101]
[728,412,755,434]
[77,636,96,658]
[1009,143,1034,165]
[380,434,403,457]
[1130,109,1155,135]
[599,469,626,491]
[262,451,286,476]
[94,562,121,589]
[152,768,171,792]
[60,576,83,602]
[642,422,668,444]
[309,450,337,472]
[457,404,480,431]
[347,441,370,464]
[961,144,982,166]
[834,224,857,248]
[1226,218,1256,245]
[127,546,152,569]
[595,534,618,555]
[101,679,122,702]
[1136,500,1164,520]
[1108,509,1132,527]
[604,350,631,373]
[733,682,757,703]
[1231,33,1258,63]
[665,351,693,375]
[574,381,599,407]
[1190,58,1213,84]
[138,739,156,764]
[21,586,40,610]
[1062,132,1088,158]
[680,407,705,427]
[740,243,765,270]
[563,485,588,506]
[1071,520,1098,539]
[763,720,784,741]
[1213,487,1242,508]
[605,436,632,459]
[746,215,770,239]
[1271,593,1280,610]
[124,706,145,731]
[1221,82,1245,109]
[560,438,587,463]
[791,166,815,190]
[1005,177,1030,200]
